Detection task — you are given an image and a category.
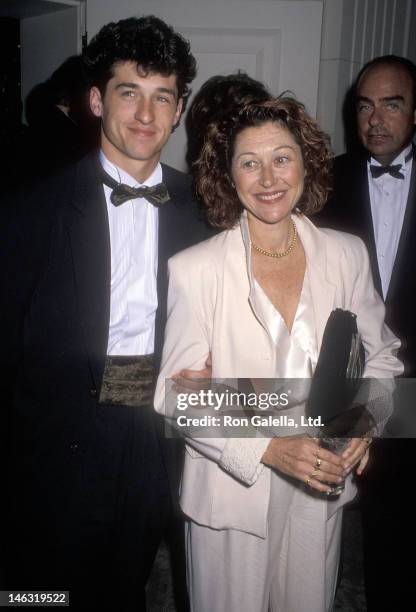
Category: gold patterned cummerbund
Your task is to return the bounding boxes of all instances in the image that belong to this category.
[99,355,155,408]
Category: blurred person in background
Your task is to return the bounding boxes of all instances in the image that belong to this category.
[25,55,98,180]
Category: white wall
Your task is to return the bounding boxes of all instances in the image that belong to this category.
[20,6,79,108]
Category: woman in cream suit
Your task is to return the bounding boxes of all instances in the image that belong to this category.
[154,98,402,612]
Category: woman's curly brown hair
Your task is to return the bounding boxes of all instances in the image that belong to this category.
[194,96,333,229]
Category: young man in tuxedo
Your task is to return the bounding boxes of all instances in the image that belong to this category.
[319,55,416,611]
[2,16,212,611]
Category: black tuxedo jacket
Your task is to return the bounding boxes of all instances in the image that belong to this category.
[317,151,416,377]
[1,152,214,516]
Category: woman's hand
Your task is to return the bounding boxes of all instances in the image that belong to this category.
[342,437,372,476]
[261,437,346,494]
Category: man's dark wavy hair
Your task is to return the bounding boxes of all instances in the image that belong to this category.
[84,15,196,112]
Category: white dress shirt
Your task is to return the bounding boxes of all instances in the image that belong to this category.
[100,151,159,355]
[368,144,413,299]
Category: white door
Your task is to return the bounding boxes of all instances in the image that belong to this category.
[87,0,323,171]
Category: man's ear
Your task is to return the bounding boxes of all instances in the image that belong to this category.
[90,87,103,118]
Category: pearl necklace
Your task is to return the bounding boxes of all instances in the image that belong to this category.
[251,220,297,258]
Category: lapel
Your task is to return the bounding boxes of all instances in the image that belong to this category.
[386,152,416,302]
[66,153,111,389]
[157,164,188,263]
[239,214,337,348]
[155,164,191,365]
[296,216,337,348]
[354,157,383,294]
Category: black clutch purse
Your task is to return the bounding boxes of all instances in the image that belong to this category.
[305,308,367,435]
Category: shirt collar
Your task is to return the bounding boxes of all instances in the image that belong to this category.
[368,143,413,172]
[99,150,163,188]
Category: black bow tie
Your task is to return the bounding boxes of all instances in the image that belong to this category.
[101,168,170,207]
[369,164,404,180]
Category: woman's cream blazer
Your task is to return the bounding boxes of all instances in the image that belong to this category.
[154,214,402,538]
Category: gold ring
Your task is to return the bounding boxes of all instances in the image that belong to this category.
[315,457,322,470]
[306,477,311,487]
[311,469,319,479]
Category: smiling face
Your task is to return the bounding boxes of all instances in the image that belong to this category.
[90,61,183,181]
[356,63,416,165]
[231,121,305,227]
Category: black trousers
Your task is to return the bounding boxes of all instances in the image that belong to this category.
[5,401,180,612]
[359,438,415,612]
